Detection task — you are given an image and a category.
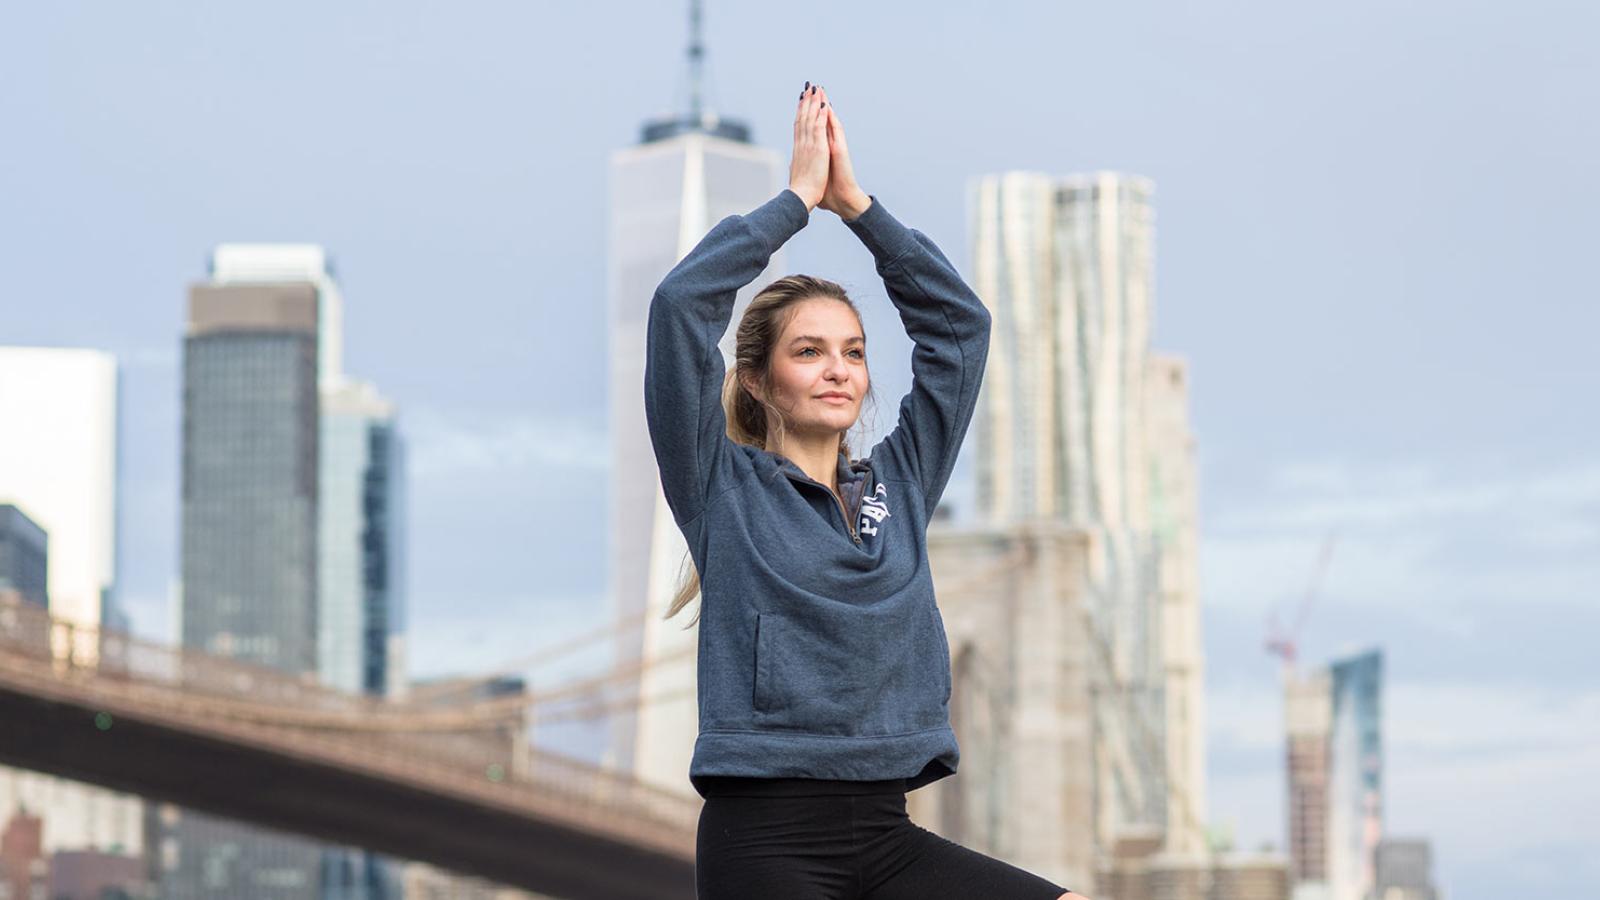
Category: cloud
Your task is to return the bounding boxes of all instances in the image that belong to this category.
[1199,458,1600,616]
[1215,458,1600,538]
[404,408,609,479]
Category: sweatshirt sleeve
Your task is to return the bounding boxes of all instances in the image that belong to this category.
[644,187,811,527]
[845,196,993,520]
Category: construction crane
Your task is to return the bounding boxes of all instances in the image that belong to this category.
[1264,532,1337,675]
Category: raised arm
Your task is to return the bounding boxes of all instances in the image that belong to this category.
[643,83,831,528]
[849,200,992,519]
[813,87,993,518]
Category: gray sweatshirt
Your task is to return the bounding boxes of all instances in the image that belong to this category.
[643,187,992,797]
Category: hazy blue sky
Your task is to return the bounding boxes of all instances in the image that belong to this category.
[3,3,1596,897]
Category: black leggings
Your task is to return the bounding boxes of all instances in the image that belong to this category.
[694,775,1070,900]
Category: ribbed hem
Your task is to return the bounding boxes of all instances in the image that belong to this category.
[689,725,958,799]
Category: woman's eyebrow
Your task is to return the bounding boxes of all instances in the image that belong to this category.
[788,334,866,346]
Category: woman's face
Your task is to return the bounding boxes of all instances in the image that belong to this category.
[757,297,868,439]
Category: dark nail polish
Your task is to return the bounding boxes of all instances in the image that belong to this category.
[821,102,826,108]
[804,81,810,90]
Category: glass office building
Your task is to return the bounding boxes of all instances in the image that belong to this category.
[1326,648,1383,900]
[0,504,48,608]
[315,381,407,899]
[172,280,325,900]
[318,380,406,699]
[177,244,402,899]
[182,286,321,674]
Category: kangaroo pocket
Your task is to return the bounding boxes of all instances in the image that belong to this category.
[751,607,948,736]
[930,604,953,705]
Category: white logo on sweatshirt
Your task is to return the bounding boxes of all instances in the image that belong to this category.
[858,482,892,536]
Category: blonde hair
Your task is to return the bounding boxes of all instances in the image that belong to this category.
[664,275,878,626]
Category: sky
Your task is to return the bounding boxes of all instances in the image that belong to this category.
[2,2,1597,897]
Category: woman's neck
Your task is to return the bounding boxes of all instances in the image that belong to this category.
[771,431,844,493]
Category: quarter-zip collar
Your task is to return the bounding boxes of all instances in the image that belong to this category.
[766,448,872,545]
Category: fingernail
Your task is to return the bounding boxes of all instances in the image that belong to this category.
[804,81,810,90]
[821,102,826,108]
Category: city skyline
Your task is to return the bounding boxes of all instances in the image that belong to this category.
[3,3,1596,898]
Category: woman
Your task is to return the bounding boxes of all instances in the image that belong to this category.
[644,82,1089,900]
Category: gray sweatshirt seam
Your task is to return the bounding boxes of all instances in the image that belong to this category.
[700,480,746,518]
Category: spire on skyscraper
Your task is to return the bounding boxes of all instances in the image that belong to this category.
[640,0,751,144]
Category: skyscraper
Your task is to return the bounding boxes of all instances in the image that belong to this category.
[316,381,407,900]
[969,172,1155,529]
[0,346,143,861]
[1326,649,1383,900]
[318,380,406,700]
[182,280,321,672]
[169,247,402,899]
[1286,668,1333,891]
[172,272,325,899]
[0,347,120,656]
[606,0,785,793]
[967,171,1208,854]
[1283,648,1384,900]
[209,243,345,390]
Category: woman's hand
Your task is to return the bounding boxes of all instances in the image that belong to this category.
[787,83,830,211]
[814,87,872,222]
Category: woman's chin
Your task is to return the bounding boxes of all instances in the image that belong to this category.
[797,414,859,436]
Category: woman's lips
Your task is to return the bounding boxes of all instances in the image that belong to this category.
[817,394,851,403]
